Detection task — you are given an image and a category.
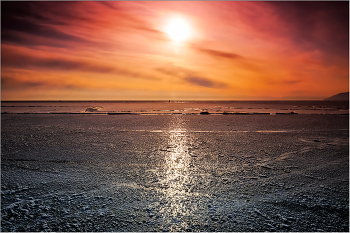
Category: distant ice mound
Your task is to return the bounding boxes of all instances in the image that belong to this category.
[324,92,349,101]
[85,107,102,112]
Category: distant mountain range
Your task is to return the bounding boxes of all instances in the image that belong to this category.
[324,92,349,101]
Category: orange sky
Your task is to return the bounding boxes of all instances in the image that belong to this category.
[1,1,349,100]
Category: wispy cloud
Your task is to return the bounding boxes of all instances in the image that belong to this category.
[155,64,227,89]
[98,1,120,10]
[1,1,166,49]
[1,76,82,91]
[282,79,302,85]
[191,45,243,60]
[2,46,158,80]
[184,76,227,89]
[266,1,349,58]
[155,64,192,77]
[1,2,91,48]
[265,78,303,86]
[1,76,45,90]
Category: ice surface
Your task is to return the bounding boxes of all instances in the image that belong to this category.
[1,114,349,231]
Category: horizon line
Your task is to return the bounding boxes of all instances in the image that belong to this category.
[2,99,347,102]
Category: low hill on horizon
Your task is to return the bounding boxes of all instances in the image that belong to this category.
[324,92,349,101]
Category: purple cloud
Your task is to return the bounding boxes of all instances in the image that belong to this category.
[184,76,227,89]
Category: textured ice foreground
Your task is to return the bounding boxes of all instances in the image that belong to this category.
[1,114,349,232]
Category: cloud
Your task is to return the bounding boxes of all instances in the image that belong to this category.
[1,2,91,48]
[155,65,192,77]
[98,1,120,10]
[264,1,348,57]
[2,19,86,43]
[155,64,227,89]
[1,76,83,91]
[1,1,167,49]
[1,2,62,25]
[265,78,303,85]
[1,76,45,90]
[190,44,267,74]
[184,76,227,89]
[192,45,243,60]
[215,1,348,62]
[1,47,158,80]
[282,79,302,85]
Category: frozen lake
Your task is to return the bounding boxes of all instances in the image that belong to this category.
[1,113,349,231]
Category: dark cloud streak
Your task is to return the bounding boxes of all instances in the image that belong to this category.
[1,1,167,49]
[265,79,303,86]
[2,76,46,90]
[1,76,83,91]
[184,77,227,89]
[1,51,158,80]
[1,2,91,47]
[192,45,243,60]
[155,64,227,89]
[98,1,120,10]
[2,18,87,42]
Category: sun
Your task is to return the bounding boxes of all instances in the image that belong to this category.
[164,17,191,42]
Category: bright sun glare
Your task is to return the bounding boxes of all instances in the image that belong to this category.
[164,17,191,42]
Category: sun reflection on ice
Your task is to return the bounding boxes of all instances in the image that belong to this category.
[164,129,190,193]
[158,116,196,231]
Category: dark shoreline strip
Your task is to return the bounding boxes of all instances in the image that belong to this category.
[107,112,136,115]
[1,112,348,115]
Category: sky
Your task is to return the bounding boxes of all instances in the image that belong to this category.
[1,1,349,101]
